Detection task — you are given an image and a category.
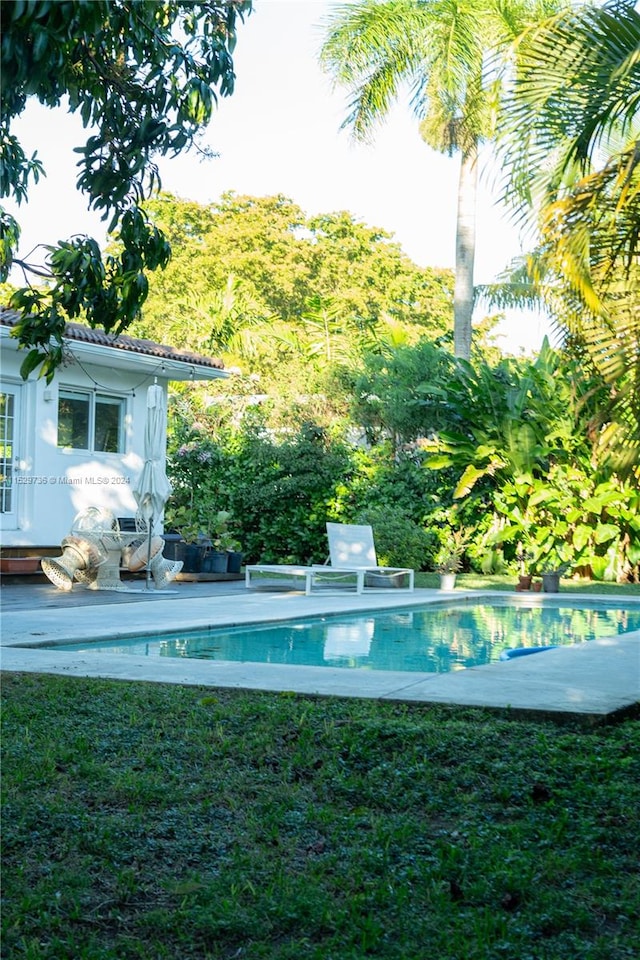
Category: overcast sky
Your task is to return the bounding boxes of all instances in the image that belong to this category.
[6,0,552,353]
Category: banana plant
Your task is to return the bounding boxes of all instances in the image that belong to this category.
[423,341,584,498]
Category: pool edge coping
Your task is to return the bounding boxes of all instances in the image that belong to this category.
[2,589,639,722]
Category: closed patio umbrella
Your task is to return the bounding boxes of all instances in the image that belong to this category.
[132,382,172,588]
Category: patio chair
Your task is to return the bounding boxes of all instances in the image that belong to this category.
[325,522,414,592]
[245,522,414,594]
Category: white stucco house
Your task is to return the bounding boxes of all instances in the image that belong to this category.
[0,307,228,551]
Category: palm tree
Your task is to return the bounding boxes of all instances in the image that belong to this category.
[319,0,560,360]
[496,0,640,476]
[500,0,639,300]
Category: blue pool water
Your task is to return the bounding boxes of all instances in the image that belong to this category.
[52,599,640,674]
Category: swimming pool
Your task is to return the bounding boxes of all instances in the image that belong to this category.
[50,598,640,675]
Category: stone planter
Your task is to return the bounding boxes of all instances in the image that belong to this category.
[439,573,457,590]
[542,572,561,592]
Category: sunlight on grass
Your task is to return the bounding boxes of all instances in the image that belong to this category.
[416,572,640,595]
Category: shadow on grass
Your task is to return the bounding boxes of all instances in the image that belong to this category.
[2,674,639,960]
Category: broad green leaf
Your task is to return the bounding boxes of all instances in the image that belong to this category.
[19,349,44,380]
[594,523,620,545]
[582,492,624,513]
[528,486,558,507]
[454,465,487,499]
[424,456,453,470]
[572,524,593,551]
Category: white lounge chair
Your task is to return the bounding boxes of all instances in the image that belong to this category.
[245,522,414,595]
[325,522,414,592]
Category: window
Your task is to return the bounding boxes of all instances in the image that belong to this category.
[58,390,125,453]
[95,396,124,452]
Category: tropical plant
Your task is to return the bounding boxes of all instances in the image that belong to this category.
[422,340,602,500]
[493,467,640,582]
[417,342,640,579]
[501,0,639,292]
[434,528,468,574]
[319,0,562,360]
[497,0,640,475]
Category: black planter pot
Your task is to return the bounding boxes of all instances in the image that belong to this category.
[183,544,204,574]
[227,551,243,574]
[161,533,184,561]
[203,551,228,574]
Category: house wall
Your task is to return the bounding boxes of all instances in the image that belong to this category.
[1,338,170,549]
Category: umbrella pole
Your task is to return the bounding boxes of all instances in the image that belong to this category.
[146,517,153,590]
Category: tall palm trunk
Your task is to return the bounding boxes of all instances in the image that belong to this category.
[453,142,478,360]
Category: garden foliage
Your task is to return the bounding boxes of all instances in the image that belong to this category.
[165,339,639,581]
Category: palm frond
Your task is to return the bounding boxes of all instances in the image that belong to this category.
[319,0,436,141]
[501,0,640,199]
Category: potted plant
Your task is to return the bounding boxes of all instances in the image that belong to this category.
[224,536,244,574]
[515,541,533,590]
[540,561,570,593]
[530,545,571,593]
[203,544,229,574]
[434,530,467,590]
[206,510,243,574]
[164,506,207,573]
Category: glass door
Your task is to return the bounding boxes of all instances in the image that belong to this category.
[0,386,20,523]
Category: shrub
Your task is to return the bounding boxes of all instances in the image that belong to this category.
[225,421,354,563]
[354,506,437,570]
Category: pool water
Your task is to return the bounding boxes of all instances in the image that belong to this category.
[53,599,640,674]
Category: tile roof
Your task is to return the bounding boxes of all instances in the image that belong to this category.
[0,307,224,371]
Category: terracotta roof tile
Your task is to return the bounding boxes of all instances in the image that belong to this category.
[0,307,224,371]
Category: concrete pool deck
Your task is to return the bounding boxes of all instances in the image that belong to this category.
[1,578,639,721]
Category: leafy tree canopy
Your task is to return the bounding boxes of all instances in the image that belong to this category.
[124,190,456,432]
[0,0,252,381]
[129,190,455,408]
[134,191,454,352]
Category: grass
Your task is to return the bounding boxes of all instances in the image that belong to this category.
[415,572,640,595]
[2,673,639,959]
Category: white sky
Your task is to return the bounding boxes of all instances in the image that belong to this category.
[6,0,552,353]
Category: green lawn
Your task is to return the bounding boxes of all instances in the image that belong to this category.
[416,572,640,594]
[2,673,639,960]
